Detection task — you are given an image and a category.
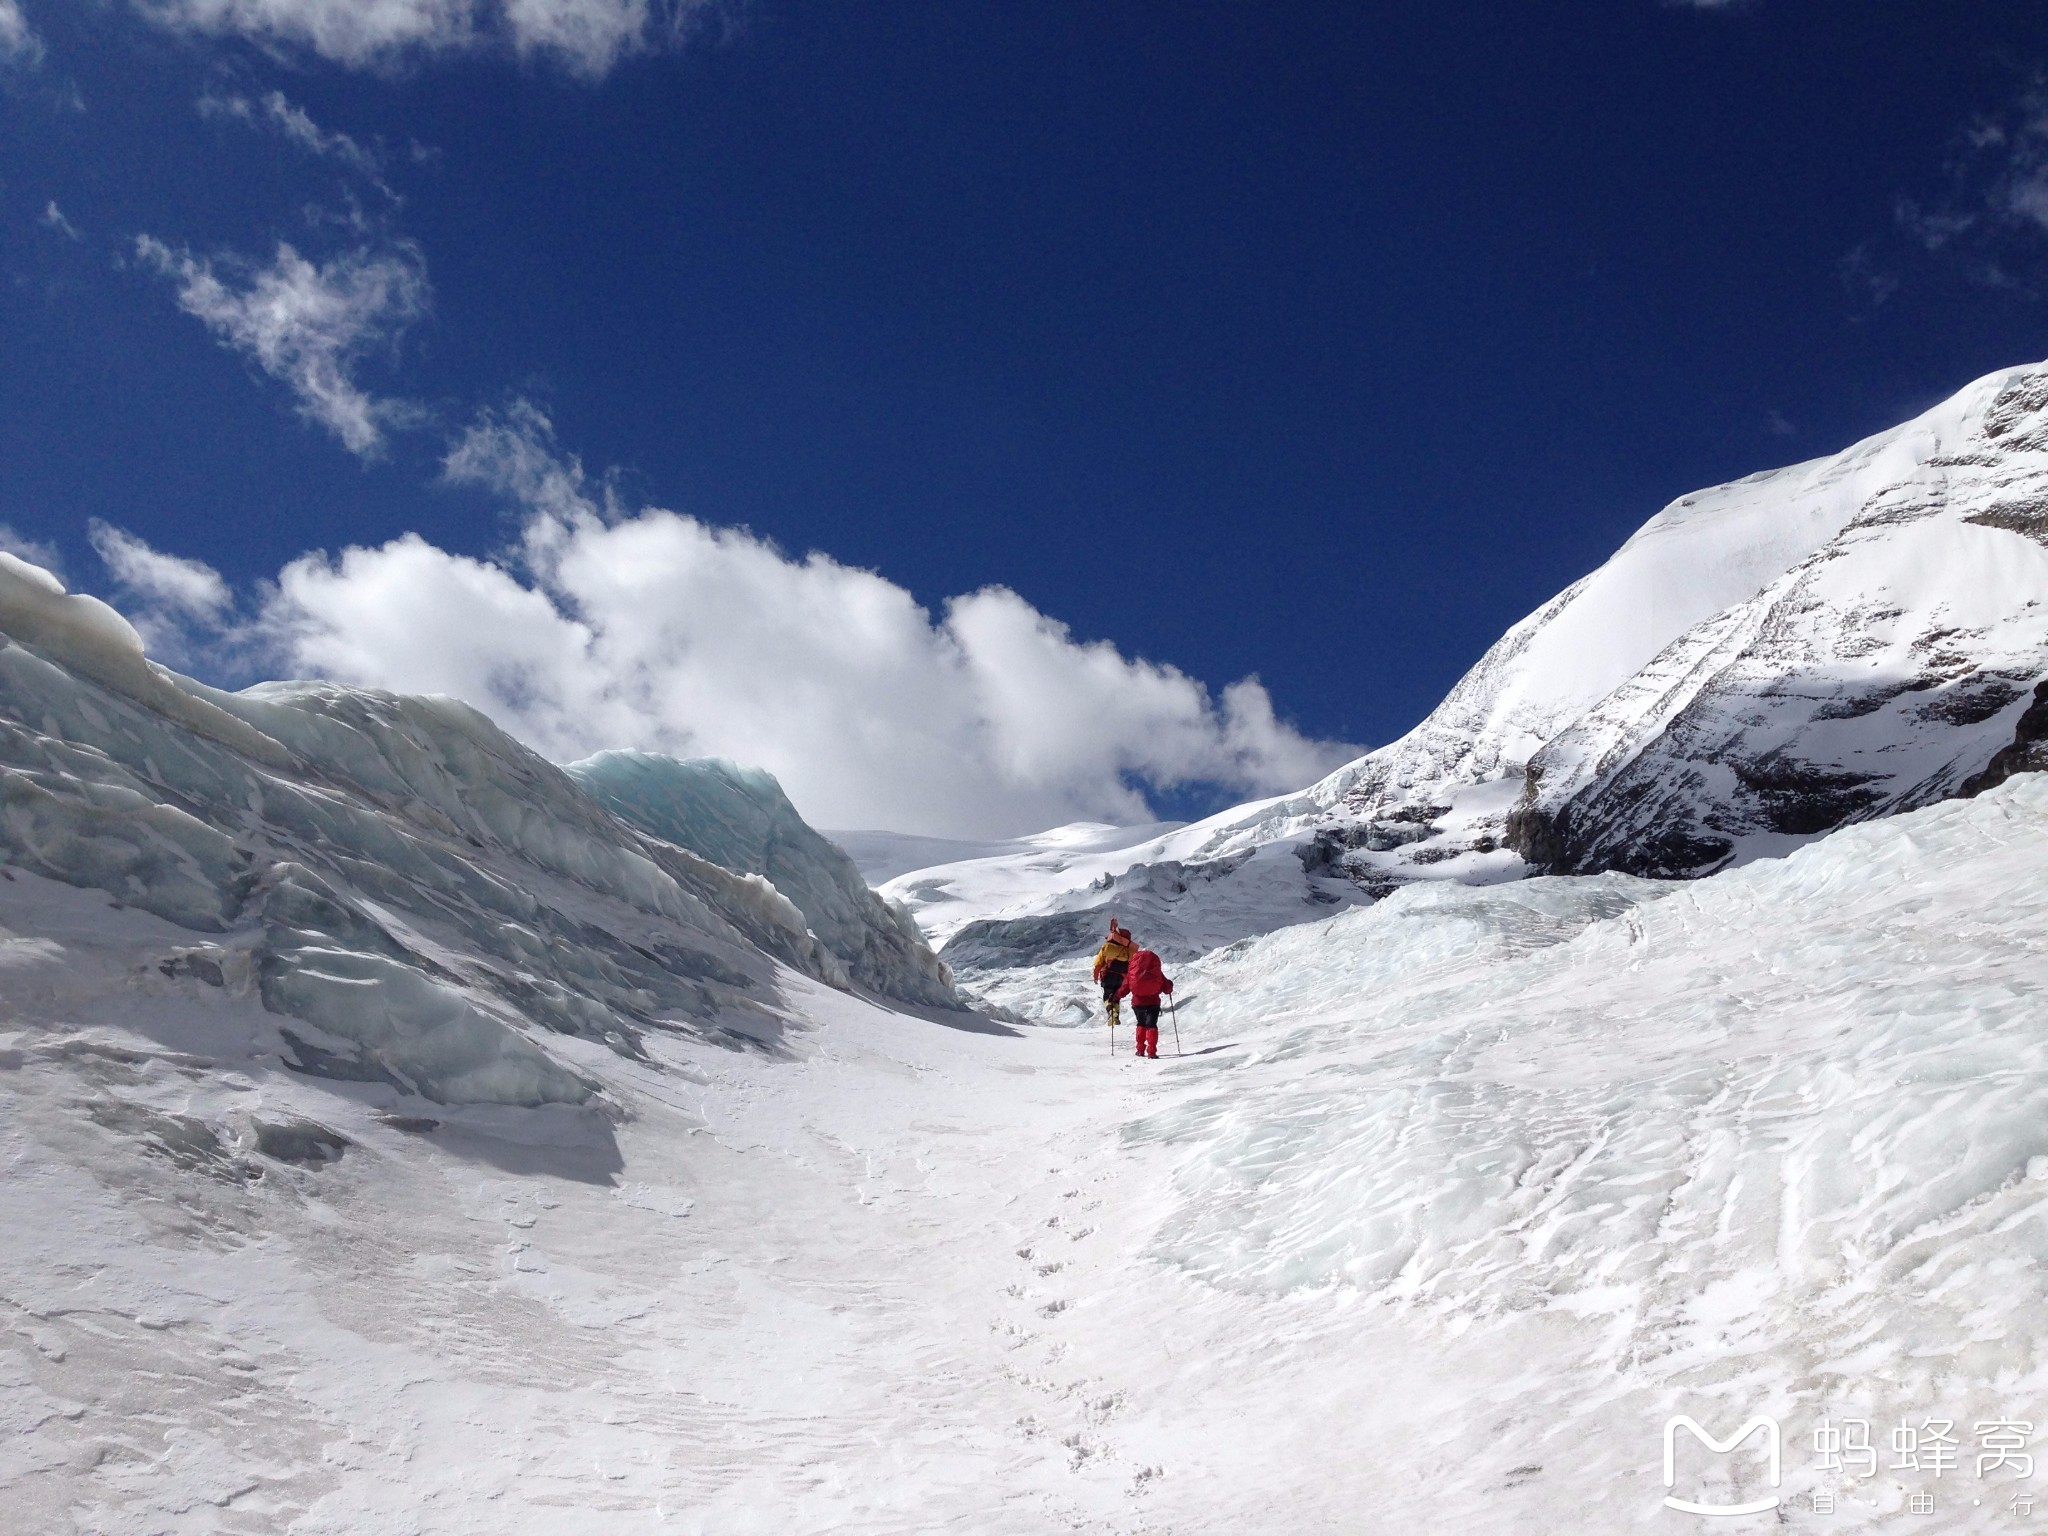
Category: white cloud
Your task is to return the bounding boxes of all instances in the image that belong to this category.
[40,201,80,240]
[89,521,239,665]
[132,0,474,68]
[90,520,232,620]
[200,91,390,192]
[133,0,702,78]
[0,0,43,67]
[244,404,1356,837]
[1999,96,2048,238]
[501,0,651,77]
[135,235,429,457]
[1888,86,2048,295]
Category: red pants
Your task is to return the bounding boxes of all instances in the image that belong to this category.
[1134,1022,1159,1058]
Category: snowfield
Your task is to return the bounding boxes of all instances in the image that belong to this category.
[11,768,2048,1530]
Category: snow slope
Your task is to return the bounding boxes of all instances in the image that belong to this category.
[11,726,2048,1530]
[884,359,2048,968]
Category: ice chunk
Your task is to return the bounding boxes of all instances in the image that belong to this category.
[263,943,591,1107]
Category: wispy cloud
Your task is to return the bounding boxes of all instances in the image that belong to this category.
[0,0,44,67]
[200,90,392,195]
[88,519,241,665]
[1881,83,2048,298]
[132,0,708,79]
[212,401,1357,837]
[90,519,232,621]
[135,235,430,457]
[501,0,661,78]
[1839,241,1900,307]
[132,0,473,69]
[40,200,80,240]
[1982,93,2048,242]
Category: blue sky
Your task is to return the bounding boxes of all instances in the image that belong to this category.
[5,1,2048,835]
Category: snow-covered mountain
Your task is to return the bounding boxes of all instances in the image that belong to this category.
[888,359,2048,973]
[0,553,960,1116]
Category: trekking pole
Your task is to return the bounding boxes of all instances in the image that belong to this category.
[1168,993,1182,1057]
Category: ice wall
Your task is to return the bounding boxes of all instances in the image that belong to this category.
[0,557,893,1108]
[565,750,956,1007]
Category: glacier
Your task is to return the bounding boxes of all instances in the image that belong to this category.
[565,750,956,1007]
[9,703,2048,1528]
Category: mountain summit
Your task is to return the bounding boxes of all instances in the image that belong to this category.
[890,360,2048,969]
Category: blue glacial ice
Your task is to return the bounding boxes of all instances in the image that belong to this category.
[566,749,955,1007]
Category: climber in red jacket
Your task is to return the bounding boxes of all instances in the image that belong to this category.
[1114,946,1173,1059]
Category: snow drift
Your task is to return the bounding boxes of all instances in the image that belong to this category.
[933,770,2048,1530]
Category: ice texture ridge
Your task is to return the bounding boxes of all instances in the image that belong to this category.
[0,555,955,1108]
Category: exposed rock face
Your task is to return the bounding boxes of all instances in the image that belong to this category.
[1959,679,2048,798]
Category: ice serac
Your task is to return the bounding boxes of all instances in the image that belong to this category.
[0,556,895,1111]
[896,359,2048,972]
[564,750,957,1007]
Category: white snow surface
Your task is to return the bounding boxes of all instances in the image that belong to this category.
[11,750,2048,1529]
[880,359,2048,967]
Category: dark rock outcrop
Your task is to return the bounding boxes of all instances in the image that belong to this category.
[1960,679,2048,797]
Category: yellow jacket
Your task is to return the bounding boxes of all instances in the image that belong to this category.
[1092,935,1135,981]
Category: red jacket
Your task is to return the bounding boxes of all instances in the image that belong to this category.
[1115,949,1173,1006]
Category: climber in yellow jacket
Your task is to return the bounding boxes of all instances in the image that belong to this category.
[1091,919,1136,1030]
